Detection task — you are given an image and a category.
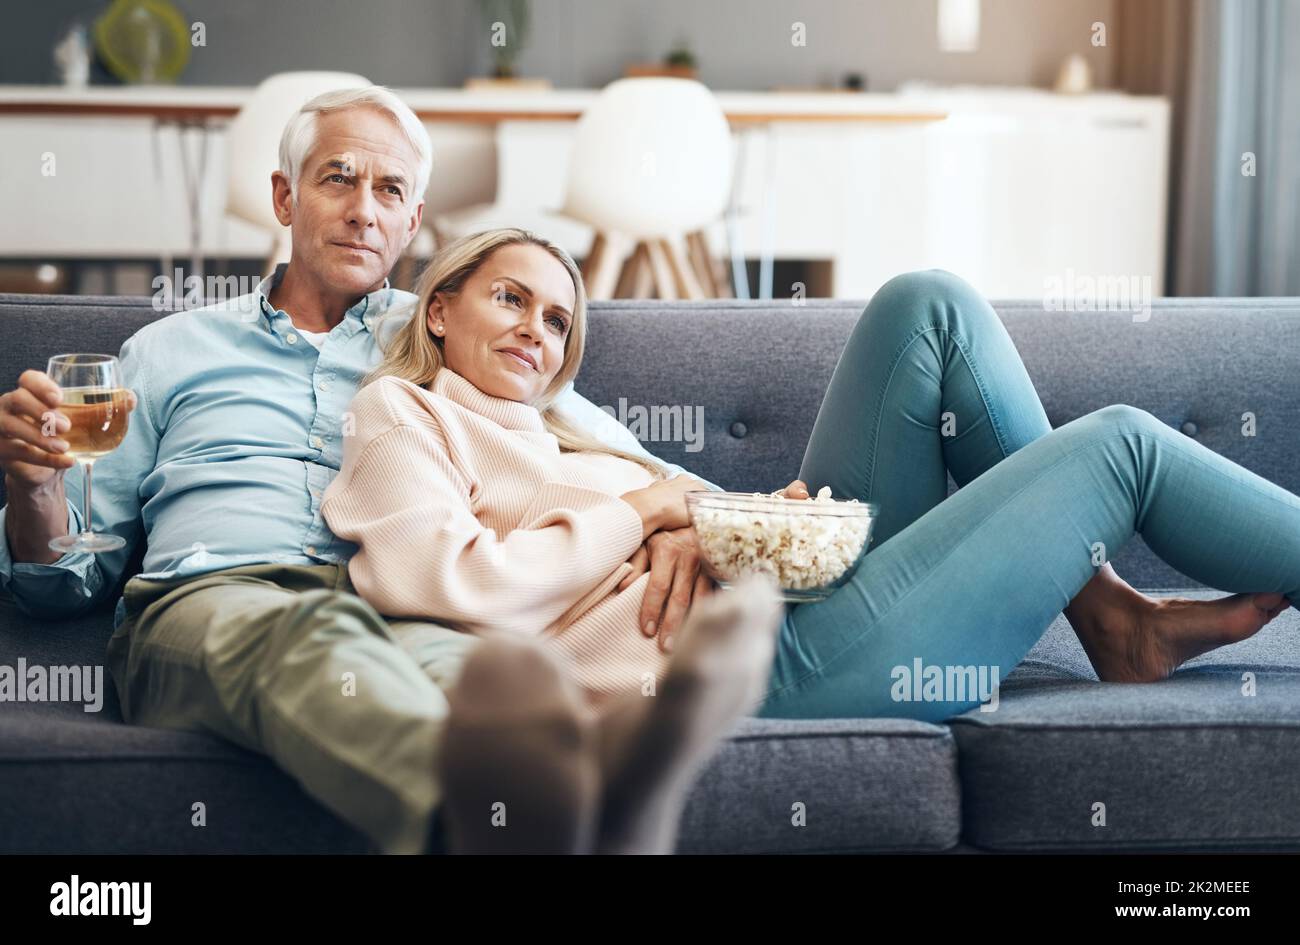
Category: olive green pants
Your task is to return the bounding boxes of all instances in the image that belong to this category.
[104,562,482,855]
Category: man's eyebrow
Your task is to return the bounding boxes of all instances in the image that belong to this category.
[316,161,408,190]
[497,276,573,319]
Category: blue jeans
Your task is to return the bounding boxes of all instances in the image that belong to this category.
[756,270,1300,723]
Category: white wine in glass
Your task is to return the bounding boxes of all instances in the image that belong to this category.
[46,354,129,554]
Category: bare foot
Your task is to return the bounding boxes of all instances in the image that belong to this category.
[1075,590,1289,683]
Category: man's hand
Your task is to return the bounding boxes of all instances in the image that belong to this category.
[1,370,136,564]
[0,370,138,488]
[0,370,78,488]
[617,526,715,652]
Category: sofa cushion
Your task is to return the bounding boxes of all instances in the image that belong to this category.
[0,709,375,854]
[0,599,376,853]
[677,717,960,854]
[953,589,1300,851]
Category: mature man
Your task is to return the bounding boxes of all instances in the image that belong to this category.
[0,87,720,854]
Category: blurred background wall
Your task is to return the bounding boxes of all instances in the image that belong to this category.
[3,0,1114,92]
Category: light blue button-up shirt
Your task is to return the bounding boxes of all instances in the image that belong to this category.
[0,266,722,626]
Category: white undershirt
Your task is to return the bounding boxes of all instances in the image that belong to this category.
[295,327,330,350]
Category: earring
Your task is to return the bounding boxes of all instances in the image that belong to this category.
[435,323,444,334]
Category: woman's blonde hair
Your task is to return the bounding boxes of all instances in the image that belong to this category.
[368,227,668,481]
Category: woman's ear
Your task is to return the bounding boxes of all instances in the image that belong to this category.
[426,294,444,335]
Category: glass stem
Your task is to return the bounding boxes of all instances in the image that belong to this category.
[81,460,94,536]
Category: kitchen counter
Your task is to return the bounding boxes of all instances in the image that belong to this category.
[0,84,949,124]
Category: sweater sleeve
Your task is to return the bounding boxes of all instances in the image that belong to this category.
[322,423,646,634]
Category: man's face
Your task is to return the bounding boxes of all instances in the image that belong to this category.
[272,106,423,296]
[430,243,577,405]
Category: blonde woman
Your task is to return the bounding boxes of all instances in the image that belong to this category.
[324,229,789,855]
[324,227,1297,853]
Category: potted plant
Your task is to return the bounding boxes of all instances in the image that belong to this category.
[467,0,551,90]
[624,36,699,80]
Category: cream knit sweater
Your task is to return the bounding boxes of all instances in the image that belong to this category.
[322,367,674,707]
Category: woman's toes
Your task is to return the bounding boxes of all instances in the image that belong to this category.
[1217,592,1285,640]
[1142,592,1284,679]
[1251,592,1289,622]
[1083,591,1289,685]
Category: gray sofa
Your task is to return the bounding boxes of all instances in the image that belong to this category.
[3,291,1300,854]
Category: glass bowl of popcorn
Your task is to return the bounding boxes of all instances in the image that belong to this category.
[685,487,878,603]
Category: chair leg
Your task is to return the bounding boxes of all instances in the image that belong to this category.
[580,233,605,281]
[629,243,655,299]
[613,242,638,297]
[686,230,730,298]
[644,239,678,300]
[583,233,624,300]
[684,231,713,296]
[615,242,651,299]
[661,236,705,299]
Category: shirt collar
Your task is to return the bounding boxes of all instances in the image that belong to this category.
[255,263,392,336]
[430,367,546,433]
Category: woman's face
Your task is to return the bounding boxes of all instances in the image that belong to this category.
[429,243,577,404]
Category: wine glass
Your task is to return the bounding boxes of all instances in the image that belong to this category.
[45,354,129,554]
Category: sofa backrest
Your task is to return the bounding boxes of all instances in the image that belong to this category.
[3,292,1300,590]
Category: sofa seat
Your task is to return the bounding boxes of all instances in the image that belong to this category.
[0,600,374,853]
[10,590,1298,854]
[950,589,1300,852]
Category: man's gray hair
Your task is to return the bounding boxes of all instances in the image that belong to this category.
[278,85,433,204]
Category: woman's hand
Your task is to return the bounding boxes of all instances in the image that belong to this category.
[619,474,714,538]
[615,479,808,650]
[616,526,715,652]
[614,477,808,649]
[781,479,811,500]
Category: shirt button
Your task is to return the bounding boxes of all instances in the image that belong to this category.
[306,545,318,556]
[318,380,330,392]
[286,333,298,345]
[312,435,324,448]
[730,421,749,438]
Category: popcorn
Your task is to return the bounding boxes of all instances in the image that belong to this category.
[690,488,874,591]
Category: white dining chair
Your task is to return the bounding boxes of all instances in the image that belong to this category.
[437,79,735,299]
[558,77,734,300]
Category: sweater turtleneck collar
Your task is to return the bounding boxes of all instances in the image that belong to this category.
[430,367,547,433]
